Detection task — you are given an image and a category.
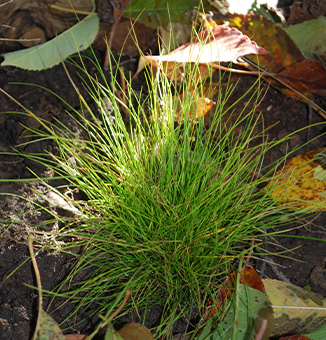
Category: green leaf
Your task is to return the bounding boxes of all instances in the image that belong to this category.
[36,309,65,340]
[1,14,99,71]
[197,284,273,340]
[305,325,326,340]
[284,17,326,68]
[105,322,124,340]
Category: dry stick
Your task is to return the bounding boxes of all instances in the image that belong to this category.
[254,319,267,340]
[28,236,43,340]
[0,38,41,41]
[0,0,14,7]
[49,4,97,15]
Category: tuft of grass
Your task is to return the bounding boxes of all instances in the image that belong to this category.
[1,50,313,337]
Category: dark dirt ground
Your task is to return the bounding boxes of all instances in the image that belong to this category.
[1,7,326,340]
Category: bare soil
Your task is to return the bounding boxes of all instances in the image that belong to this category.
[1,49,326,340]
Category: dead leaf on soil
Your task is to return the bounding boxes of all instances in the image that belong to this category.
[269,60,326,98]
[212,14,326,116]
[65,335,86,340]
[138,22,269,79]
[214,14,304,74]
[284,17,326,68]
[263,279,326,336]
[35,309,66,340]
[118,322,154,340]
[279,336,313,340]
[265,148,326,212]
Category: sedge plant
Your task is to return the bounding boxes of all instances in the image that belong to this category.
[0,39,314,337]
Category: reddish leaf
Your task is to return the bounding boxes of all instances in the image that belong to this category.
[208,265,266,317]
[213,14,326,115]
[240,265,266,294]
[214,14,304,73]
[273,60,326,97]
[65,335,86,340]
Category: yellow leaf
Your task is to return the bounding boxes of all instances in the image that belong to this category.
[265,148,326,211]
[173,93,215,122]
[263,279,326,336]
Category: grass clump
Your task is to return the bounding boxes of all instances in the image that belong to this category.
[5,55,303,336]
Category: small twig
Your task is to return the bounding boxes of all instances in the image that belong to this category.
[254,319,267,340]
[107,289,131,321]
[0,38,41,42]
[211,63,261,75]
[49,4,97,15]
[0,0,14,7]
[0,23,15,30]
[28,236,43,340]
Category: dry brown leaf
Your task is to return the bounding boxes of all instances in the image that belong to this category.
[65,335,86,340]
[263,279,326,336]
[118,322,154,340]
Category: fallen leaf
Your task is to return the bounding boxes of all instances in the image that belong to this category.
[198,283,273,340]
[139,22,268,81]
[65,335,86,340]
[272,60,326,97]
[118,322,154,340]
[263,279,326,336]
[1,14,99,70]
[284,17,326,68]
[105,322,124,340]
[216,14,304,73]
[212,14,326,113]
[143,23,268,65]
[265,148,326,211]
[305,323,326,339]
[36,309,65,340]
